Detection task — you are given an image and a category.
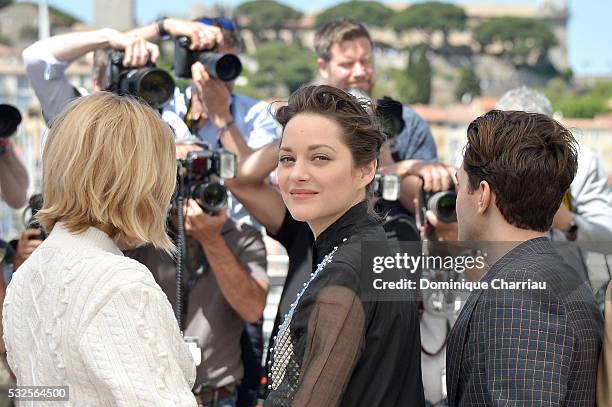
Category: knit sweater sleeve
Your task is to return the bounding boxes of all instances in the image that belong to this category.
[78,276,197,407]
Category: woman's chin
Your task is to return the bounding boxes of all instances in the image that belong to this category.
[286,206,313,223]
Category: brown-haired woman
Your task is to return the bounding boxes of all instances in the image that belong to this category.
[265,85,424,406]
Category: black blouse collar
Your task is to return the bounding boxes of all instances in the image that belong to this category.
[313,201,370,265]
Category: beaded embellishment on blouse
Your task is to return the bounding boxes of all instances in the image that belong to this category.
[268,245,340,396]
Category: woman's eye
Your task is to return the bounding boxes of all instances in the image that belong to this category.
[313,155,329,161]
[279,156,295,163]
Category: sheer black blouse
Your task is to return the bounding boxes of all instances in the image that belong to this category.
[266,202,424,406]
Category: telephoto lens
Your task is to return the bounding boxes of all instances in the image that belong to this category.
[426,191,457,223]
[174,37,242,81]
[192,182,228,215]
[107,51,175,109]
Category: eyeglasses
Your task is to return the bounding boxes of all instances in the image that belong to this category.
[196,17,236,32]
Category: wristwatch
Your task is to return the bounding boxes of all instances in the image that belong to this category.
[156,17,169,38]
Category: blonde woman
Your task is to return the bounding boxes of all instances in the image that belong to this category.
[2,92,197,406]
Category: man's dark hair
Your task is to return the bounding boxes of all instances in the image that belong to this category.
[463,109,578,232]
[314,18,372,61]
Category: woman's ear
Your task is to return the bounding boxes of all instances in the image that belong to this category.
[359,160,377,188]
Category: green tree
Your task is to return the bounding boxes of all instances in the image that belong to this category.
[390,1,466,47]
[236,0,302,32]
[315,1,393,27]
[252,42,316,95]
[397,46,432,104]
[542,77,570,104]
[473,17,557,65]
[455,66,480,101]
[554,95,610,119]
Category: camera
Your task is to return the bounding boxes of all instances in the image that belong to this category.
[376,96,405,139]
[373,173,400,201]
[106,51,175,109]
[422,186,457,223]
[173,36,242,81]
[0,104,22,139]
[22,193,47,241]
[176,146,237,215]
[347,90,405,140]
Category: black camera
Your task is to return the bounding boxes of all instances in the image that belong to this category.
[106,51,175,109]
[22,193,47,241]
[0,104,22,139]
[176,147,237,215]
[376,96,405,139]
[422,186,457,223]
[373,173,401,201]
[173,36,242,81]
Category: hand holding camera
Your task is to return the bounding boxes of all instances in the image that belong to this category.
[190,62,232,127]
[163,19,223,51]
[185,199,227,245]
[13,229,43,272]
[104,29,160,67]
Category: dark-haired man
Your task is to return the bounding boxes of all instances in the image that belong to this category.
[446,110,603,406]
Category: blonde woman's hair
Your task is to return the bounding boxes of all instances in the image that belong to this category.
[38,92,176,253]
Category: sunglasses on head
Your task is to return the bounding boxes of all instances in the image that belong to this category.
[197,17,236,32]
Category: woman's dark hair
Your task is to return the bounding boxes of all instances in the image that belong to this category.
[275,85,385,169]
[275,85,386,215]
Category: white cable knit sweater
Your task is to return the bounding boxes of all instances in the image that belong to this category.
[2,223,197,406]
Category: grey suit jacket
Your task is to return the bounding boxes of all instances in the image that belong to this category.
[447,237,603,406]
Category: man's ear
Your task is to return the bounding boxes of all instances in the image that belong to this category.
[359,160,377,188]
[317,57,329,79]
[478,180,492,214]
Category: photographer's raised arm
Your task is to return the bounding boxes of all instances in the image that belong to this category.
[126,18,223,51]
[22,29,159,123]
[0,147,28,209]
[225,140,286,235]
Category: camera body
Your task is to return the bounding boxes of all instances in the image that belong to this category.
[376,96,405,140]
[177,147,236,215]
[23,194,47,241]
[373,173,400,201]
[422,186,457,223]
[173,36,242,81]
[106,51,175,109]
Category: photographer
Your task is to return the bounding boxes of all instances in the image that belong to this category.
[128,143,269,407]
[23,17,278,227]
[314,18,455,216]
[22,19,221,125]
[158,16,279,226]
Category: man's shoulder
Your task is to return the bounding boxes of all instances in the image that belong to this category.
[233,93,269,111]
[402,104,428,126]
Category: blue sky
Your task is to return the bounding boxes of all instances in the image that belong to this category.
[24,0,612,76]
